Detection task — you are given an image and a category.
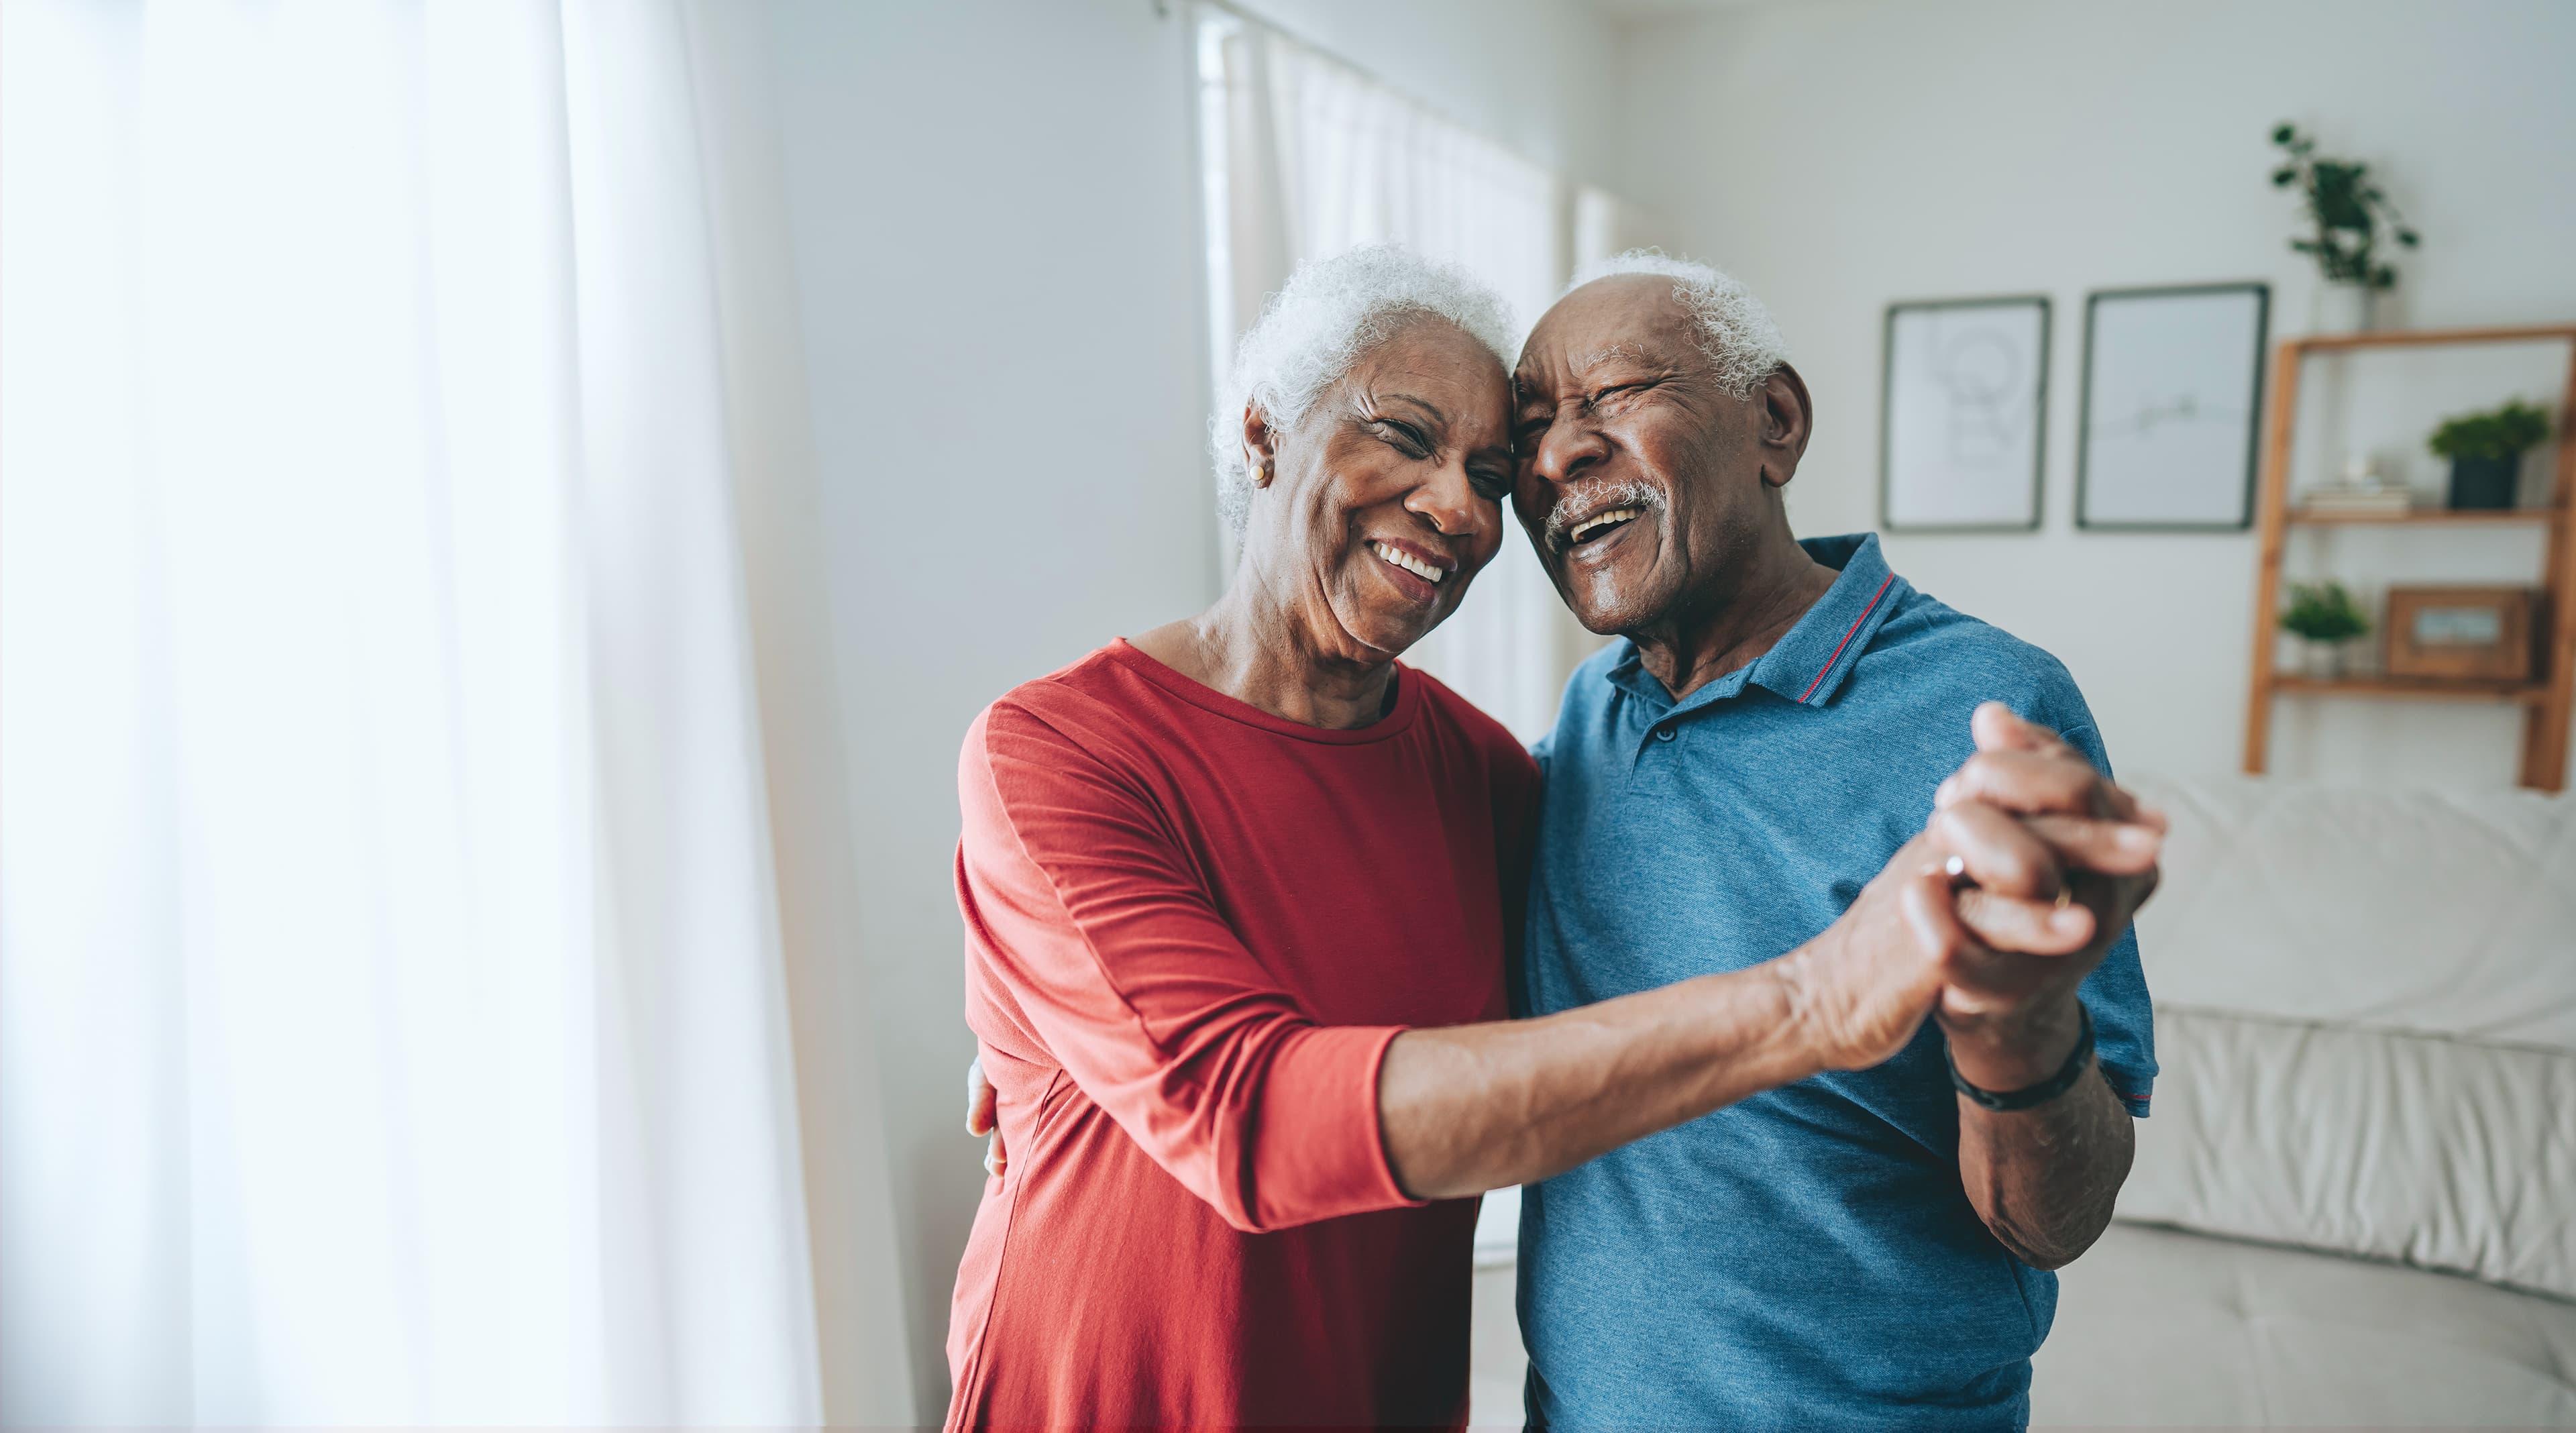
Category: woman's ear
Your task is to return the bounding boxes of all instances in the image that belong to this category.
[1241,403,1279,488]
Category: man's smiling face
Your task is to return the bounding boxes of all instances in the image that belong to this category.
[1510,274,1788,637]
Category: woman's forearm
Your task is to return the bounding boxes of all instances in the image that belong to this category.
[1376,854,1982,1200]
[1376,964,1821,1200]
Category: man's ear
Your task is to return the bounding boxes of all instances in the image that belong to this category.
[1241,403,1279,488]
[1758,364,1815,489]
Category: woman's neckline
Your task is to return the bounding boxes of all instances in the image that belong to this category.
[1104,637,1423,744]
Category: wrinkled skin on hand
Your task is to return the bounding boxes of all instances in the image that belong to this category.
[1772,841,1980,1073]
[1773,702,2162,1077]
[1930,704,2162,1087]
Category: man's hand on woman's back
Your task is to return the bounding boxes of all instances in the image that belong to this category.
[966,1055,1005,1177]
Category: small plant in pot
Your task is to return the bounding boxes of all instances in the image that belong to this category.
[2280,580,2370,679]
[2271,123,2418,331]
[2428,400,2551,511]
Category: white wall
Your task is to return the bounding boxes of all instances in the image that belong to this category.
[766,3,1215,1416]
[1613,0,2576,786]
[760,1,1621,1418]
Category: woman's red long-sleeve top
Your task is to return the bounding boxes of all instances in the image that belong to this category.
[945,639,1539,1430]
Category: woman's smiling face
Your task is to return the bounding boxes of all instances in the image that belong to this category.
[1242,315,1515,663]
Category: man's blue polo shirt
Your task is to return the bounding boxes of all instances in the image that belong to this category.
[1516,533,2155,1431]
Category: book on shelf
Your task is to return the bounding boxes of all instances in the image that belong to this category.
[2297,486,2414,515]
[2298,456,2415,516]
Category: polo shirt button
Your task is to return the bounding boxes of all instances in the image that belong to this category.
[1654,726,1676,741]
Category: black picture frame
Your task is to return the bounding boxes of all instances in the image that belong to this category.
[1878,295,2051,533]
[2074,282,2270,532]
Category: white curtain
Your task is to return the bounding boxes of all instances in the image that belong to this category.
[0,0,898,1422]
[1198,11,1595,743]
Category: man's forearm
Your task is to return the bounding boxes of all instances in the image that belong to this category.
[1944,984,2136,1269]
[1953,1063,2134,1269]
[1377,965,1823,1200]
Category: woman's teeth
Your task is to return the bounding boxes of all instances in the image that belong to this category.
[1373,541,1444,584]
[1568,507,1642,545]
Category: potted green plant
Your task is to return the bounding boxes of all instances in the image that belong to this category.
[2428,400,2551,511]
[2271,123,2418,332]
[2280,580,2371,678]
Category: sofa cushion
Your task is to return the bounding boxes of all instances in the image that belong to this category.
[2127,776,2576,1049]
[2120,1004,2576,1299]
[2035,1221,2576,1428]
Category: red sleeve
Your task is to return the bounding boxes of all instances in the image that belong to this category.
[956,700,1424,1233]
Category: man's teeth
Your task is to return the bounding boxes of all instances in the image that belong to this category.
[1569,507,1642,543]
[1372,541,1444,584]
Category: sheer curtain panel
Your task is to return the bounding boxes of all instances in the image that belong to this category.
[0,0,873,1421]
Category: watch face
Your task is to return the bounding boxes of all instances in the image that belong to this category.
[2412,606,2504,648]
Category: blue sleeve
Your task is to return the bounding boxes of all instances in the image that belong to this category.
[2055,720,2157,1118]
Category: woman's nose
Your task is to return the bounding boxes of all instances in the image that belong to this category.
[1404,462,1487,538]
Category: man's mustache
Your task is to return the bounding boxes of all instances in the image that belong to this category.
[1542,480,1662,549]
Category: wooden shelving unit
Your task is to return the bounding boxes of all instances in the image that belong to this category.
[2243,323,2576,792]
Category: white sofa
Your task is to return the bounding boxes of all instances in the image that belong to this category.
[2033,774,2576,1428]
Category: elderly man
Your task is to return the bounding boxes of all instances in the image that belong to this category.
[1506,252,2154,1429]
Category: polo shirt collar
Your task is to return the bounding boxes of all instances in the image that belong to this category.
[1601,533,1907,714]
[1746,533,1904,707]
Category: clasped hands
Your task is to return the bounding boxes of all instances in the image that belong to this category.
[1780,702,2162,1091]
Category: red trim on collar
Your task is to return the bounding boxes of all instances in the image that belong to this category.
[1797,572,1896,704]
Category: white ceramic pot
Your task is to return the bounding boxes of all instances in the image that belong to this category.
[2300,640,2347,680]
[2310,283,2375,335]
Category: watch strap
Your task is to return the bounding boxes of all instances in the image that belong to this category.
[1947,1006,2095,1111]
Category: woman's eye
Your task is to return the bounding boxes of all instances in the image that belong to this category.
[1371,419,1435,456]
[1468,468,1513,500]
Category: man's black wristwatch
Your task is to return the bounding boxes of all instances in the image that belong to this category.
[1945,1006,2094,1111]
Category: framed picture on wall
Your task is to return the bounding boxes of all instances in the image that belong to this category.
[2383,586,2536,682]
[2076,282,2269,530]
[1880,296,2049,531]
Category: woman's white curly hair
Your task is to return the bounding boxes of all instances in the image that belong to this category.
[1211,244,1517,534]
[1566,249,1789,399]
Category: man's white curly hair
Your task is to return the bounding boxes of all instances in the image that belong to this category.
[1212,244,1517,533]
[1567,250,1789,399]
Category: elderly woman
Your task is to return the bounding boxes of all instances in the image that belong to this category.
[943,247,2137,1428]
